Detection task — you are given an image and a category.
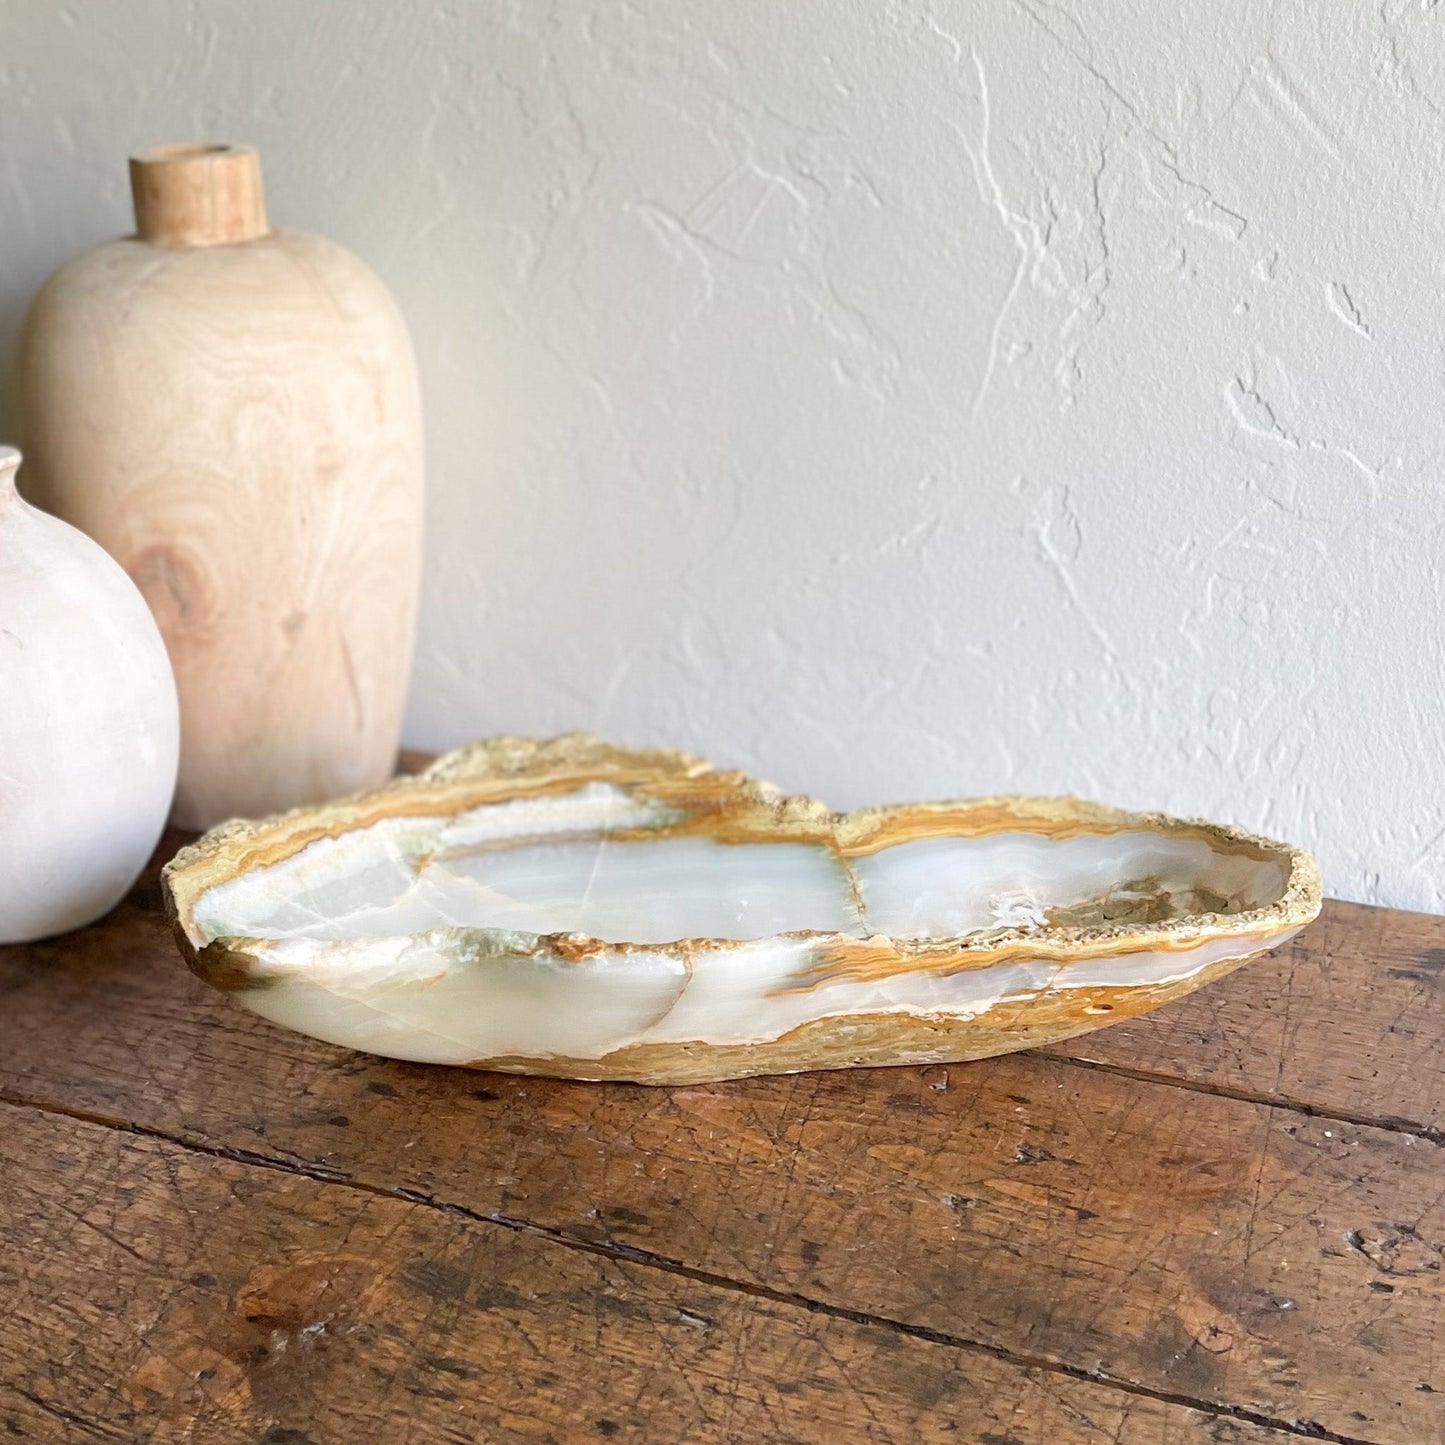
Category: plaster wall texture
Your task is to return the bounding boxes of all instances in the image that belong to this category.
[1,1,1441,911]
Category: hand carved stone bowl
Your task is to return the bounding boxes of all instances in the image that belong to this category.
[162,735,1321,1084]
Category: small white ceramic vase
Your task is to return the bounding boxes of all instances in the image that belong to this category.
[0,445,179,942]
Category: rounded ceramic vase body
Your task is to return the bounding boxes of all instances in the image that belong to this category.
[16,144,424,829]
[0,446,180,943]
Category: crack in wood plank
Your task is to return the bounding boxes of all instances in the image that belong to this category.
[1049,1056,1445,1147]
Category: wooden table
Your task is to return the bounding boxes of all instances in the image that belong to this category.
[3,830,1444,1444]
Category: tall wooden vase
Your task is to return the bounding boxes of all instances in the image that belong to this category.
[17,143,424,830]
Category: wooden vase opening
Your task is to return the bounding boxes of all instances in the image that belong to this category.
[130,144,268,248]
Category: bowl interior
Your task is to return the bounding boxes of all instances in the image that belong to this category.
[188,781,1292,948]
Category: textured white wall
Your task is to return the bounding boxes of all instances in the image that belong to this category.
[2,1,1442,911]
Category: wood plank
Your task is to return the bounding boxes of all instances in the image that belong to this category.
[0,1105,1283,1445]
[1046,899,1445,1133]
[2,902,1443,1440]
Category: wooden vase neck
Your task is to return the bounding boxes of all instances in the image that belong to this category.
[130,144,268,248]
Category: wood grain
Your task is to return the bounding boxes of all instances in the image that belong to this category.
[3,893,1444,1441]
[0,1104,1290,1445]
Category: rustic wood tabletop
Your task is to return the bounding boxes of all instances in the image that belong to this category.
[3,813,1443,1443]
